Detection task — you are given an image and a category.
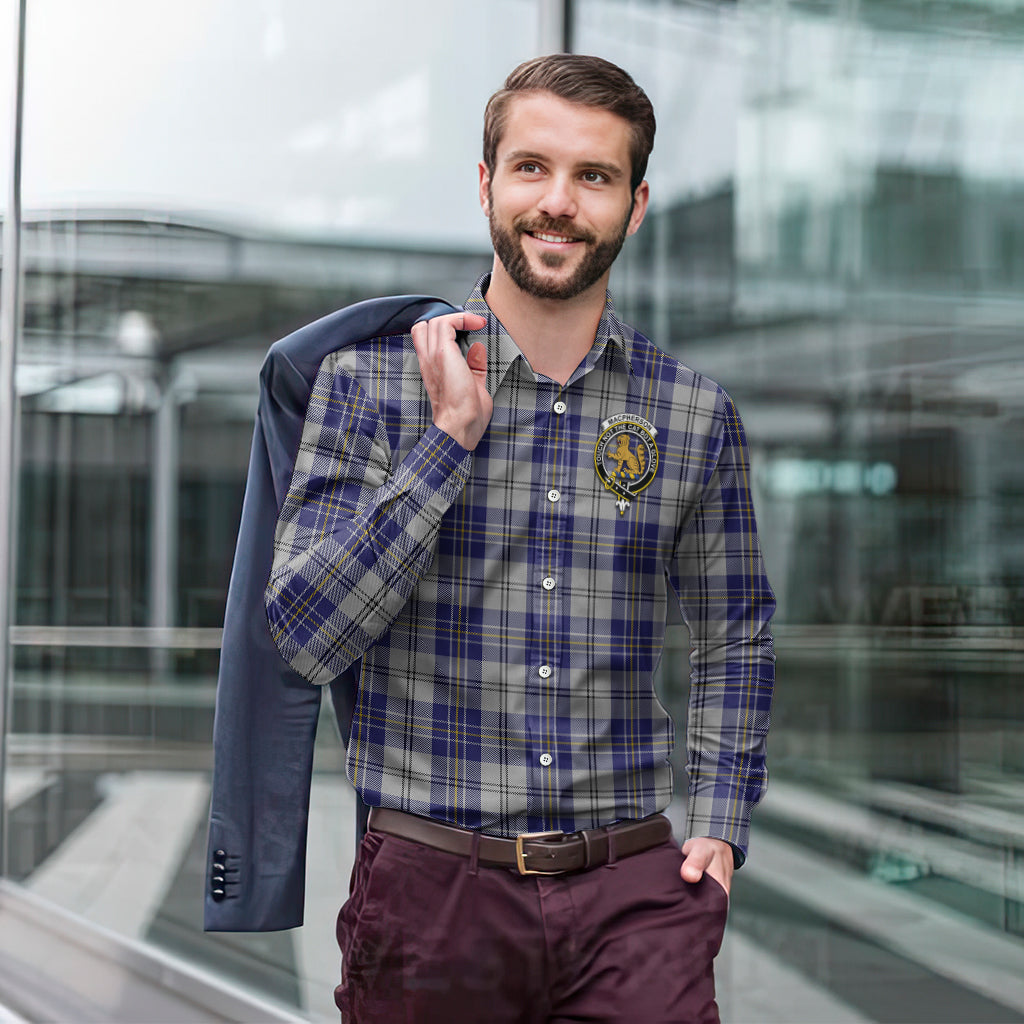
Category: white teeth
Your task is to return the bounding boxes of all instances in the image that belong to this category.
[533,232,574,244]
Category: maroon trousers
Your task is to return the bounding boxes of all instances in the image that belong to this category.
[335,828,728,1024]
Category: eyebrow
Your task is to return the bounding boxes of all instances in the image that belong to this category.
[502,150,626,181]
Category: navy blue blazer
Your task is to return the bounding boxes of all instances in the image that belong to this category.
[204,294,458,932]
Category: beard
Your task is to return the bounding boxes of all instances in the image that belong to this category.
[488,189,631,301]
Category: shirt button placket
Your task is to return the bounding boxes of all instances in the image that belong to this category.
[530,388,569,826]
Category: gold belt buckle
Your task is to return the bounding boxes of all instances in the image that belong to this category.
[515,830,565,875]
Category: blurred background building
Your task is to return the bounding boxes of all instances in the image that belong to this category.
[1,0,1023,1021]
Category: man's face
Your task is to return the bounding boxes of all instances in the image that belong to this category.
[480,92,649,302]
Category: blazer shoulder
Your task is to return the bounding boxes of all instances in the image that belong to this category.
[267,295,458,375]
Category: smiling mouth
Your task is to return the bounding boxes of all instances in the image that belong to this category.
[528,231,580,244]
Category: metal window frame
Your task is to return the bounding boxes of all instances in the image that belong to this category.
[0,0,27,881]
[538,0,573,52]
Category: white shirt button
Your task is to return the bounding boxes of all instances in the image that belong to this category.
[547,489,560,503]
[553,401,567,414]
[539,753,553,767]
[538,665,552,678]
[541,576,556,590]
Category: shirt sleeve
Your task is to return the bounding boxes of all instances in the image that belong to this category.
[265,353,473,685]
[667,388,776,865]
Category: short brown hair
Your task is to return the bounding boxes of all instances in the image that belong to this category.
[483,54,656,193]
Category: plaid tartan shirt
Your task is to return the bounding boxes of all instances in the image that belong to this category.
[266,274,775,858]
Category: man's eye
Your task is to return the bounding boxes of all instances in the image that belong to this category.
[582,171,607,184]
[519,162,541,174]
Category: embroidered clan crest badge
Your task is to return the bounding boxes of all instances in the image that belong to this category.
[594,413,659,515]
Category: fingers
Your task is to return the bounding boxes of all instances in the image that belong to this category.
[410,313,488,374]
[679,836,733,893]
[466,341,488,374]
[459,312,488,331]
[680,844,712,884]
[410,311,492,452]
[411,311,487,343]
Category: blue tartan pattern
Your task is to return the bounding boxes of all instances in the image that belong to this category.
[266,275,775,855]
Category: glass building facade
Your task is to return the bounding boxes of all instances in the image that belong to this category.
[1,1,1023,1020]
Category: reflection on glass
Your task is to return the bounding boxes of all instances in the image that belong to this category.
[6,0,1024,1020]
[8,1,538,1019]
[20,0,538,247]
[578,1,1024,1021]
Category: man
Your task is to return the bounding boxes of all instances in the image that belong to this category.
[265,54,775,1023]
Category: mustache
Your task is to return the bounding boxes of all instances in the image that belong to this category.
[513,216,595,245]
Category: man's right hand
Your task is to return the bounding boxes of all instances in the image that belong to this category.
[411,312,491,451]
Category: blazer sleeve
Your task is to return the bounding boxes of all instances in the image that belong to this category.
[204,296,457,932]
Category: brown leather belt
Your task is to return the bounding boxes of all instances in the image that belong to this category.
[368,807,673,876]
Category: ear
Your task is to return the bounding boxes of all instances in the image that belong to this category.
[478,161,492,216]
[625,180,650,237]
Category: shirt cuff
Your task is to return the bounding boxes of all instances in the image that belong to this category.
[685,791,753,867]
[421,422,471,463]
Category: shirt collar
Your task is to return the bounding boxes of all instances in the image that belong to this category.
[462,273,636,392]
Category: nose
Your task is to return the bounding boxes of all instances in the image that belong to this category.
[536,174,577,220]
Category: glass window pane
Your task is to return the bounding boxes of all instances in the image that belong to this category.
[575,1,1024,1021]
[22,0,538,246]
[10,2,539,1018]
